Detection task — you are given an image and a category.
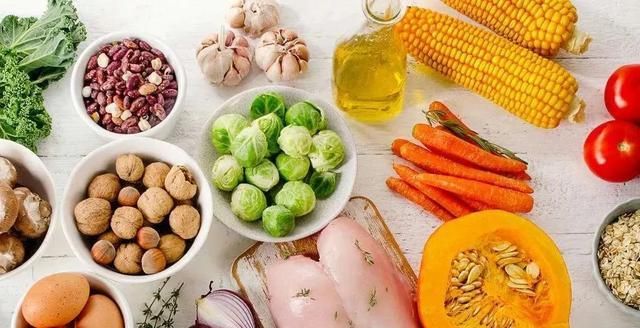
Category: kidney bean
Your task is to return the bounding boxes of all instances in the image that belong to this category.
[157,93,165,106]
[130,50,141,64]
[151,48,165,60]
[149,115,162,127]
[99,44,112,53]
[123,96,131,109]
[168,81,178,89]
[113,95,124,109]
[162,89,178,98]
[123,39,138,49]
[84,69,96,81]
[126,90,140,98]
[126,74,142,90]
[144,67,153,76]
[115,81,126,91]
[157,80,170,91]
[87,56,98,70]
[126,126,141,134]
[163,66,173,75]
[112,48,127,61]
[101,80,115,91]
[108,45,121,57]
[146,95,157,106]
[113,127,123,134]
[87,103,98,114]
[138,40,152,51]
[141,51,154,61]
[90,82,100,91]
[130,97,146,112]
[106,123,115,132]
[106,61,120,75]
[138,106,150,117]
[96,92,106,106]
[163,98,175,111]
[151,104,167,120]
[91,90,99,99]
[129,63,142,73]
[101,113,112,125]
[96,69,105,84]
[163,74,174,81]
[122,116,138,129]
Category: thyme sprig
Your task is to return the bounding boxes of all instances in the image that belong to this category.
[424,110,527,164]
[138,277,185,328]
[355,239,375,265]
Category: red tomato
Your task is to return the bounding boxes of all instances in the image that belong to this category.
[605,64,640,123]
[584,120,640,182]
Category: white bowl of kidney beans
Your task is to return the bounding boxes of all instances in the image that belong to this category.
[71,32,186,140]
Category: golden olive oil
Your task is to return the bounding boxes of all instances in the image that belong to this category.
[333,26,406,123]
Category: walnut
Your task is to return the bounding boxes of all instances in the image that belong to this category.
[169,205,201,240]
[74,198,111,236]
[115,154,145,182]
[136,226,160,250]
[0,182,19,233]
[114,243,143,274]
[137,187,174,224]
[91,240,116,265]
[111,206,143,239]
[0,157,17,188]
[143,162,170,188]
[88,173,121,202]
[141,248,166,274]
[98,230,122,247]
[158,234,186,264]
[164,165,198,200]
[13,187,51,239]
[117,186,140,206]
[0,234,24,274]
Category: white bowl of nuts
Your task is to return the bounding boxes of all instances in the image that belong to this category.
[0,139,56,282]
[593,199,640,318]
[70,31,186,140]
[61,137,212,284]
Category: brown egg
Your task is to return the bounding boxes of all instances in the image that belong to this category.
[21,273,90,327]
[74,294,124,328]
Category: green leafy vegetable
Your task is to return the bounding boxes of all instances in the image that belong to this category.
[0,0,87,88]
[285,101,327,135]
[0,49,51,151]
[250,92,286,120]
[307,171,338,199]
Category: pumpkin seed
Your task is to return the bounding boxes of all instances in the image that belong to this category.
[467,264,483,284]
[497,257,522,267]
[461,284,476,292]
[492,242,512,252]
[515,288,537,297]
[509,277,530,286]
[526,262,541,279]
[505,264,526,279]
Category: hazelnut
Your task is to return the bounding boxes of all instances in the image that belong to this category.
[169,205,201,240]
[74,198,111,236]
[0,234,24,273]
[91,240,116,265]
[143,162,170,188]
[115,154,145,182]
[13,187,51,239]
[114,243,143,274]
[136,226,160,249]
[98,230,122,247]
[141,248,166,274]
[158,234,186,264]
[137,187,174,223]
[0,157,17,188]
[111,206,144,239]
[0,182,18,233]
[118,186,140,206]
[164,165,198,200]
[88,173,121,202]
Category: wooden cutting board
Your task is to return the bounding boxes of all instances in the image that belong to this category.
[231,196,418,328]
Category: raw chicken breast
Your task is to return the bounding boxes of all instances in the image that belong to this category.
[266,255,351,328]
[317,216,419,328]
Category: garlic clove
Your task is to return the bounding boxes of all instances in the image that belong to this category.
[233,55,252,78]
[265,58,283,82]
[223,67,242,87]
[226,7,245,28]
[255,44,280,71]
[281,53,301,81]
[291,44,310,61]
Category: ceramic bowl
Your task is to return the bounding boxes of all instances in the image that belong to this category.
[70,31,186,140]
[592,198,640,317]
[61,137,212,284]
[198,85,357,242]
[11,271,134,327]
[0,140,57,282]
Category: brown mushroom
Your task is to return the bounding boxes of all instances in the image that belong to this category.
[0,182,18,233]
[13,187,51,239]
[0,234,25,274]
[88,173,121,202]
[169,205,201,240]
[0,158,17,188]
[74,198,111,236]
[164,165,198,200]
[114,243,143,274]
[143,162,171,189]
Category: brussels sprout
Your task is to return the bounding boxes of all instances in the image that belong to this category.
[308,171,338,199]
[231,184,267,221]
[308,130,345,172]
[211,155,244,191]
[275,181,316,217]
[245,159,279,191]
[252,113,284,155]
[210,114,250,154]
[262,205,295,237]
[285,101,327,135]
[276,153,310,181]
[231,126,269,167]
[250,92,286,119]
[277,125,312,157]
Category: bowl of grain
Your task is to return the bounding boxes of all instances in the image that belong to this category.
[593,198,640,317]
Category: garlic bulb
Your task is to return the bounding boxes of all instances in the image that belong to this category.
[255,28,309,82]
[227,0,280,37]
[196,29,252,87]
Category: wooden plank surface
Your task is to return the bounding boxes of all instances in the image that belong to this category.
[1,0,640,326]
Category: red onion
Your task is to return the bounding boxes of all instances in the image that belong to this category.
[193,282,256,328]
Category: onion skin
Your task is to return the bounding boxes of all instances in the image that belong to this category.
[193,283,256,328]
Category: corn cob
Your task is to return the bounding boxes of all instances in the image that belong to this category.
[441,0,591,57]
[395,7,585,128]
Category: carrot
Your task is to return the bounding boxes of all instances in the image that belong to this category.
[415,173,534,213]
[460,198,493,211]
[505,171,532,181]
[392,138,410,157]
[429,101,474,133]
[397,141,533,193]
[386,177,455,221]
[393,163,472,217]
[413,124,527,174]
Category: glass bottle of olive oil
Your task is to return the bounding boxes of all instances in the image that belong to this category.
[333,0,406,123]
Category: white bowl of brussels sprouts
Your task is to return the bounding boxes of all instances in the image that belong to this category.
[198,86,356,242]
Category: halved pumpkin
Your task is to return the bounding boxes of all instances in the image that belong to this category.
[419,210,571,328]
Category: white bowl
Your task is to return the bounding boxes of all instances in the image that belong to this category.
[11,271,134,327]
[70,31,186,140]
[198,86,357,242]
[592,198,640,318]
[0,140,57,282]
[61,137,212,284]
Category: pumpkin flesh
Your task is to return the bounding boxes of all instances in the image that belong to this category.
[419,210,571,328]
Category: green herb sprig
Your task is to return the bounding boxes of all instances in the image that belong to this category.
[138,277,184,328]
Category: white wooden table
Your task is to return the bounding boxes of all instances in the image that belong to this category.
[2,0,640,326]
